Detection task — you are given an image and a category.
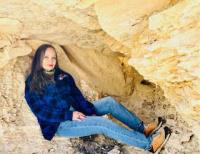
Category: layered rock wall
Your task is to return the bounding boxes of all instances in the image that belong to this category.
[0,0,199,153]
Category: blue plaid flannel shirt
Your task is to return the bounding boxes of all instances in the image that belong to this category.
[24,68,96,140]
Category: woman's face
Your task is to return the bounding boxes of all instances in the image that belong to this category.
[42,47,57,71]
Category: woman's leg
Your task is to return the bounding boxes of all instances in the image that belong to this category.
[93,96,145,133]
[56,116,152,150]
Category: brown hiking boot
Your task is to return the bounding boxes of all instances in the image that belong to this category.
[144,117,166,136]
[150,128,165,153]
[144,122,157,136]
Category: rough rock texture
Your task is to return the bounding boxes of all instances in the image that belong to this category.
[0,0,200,154]
[128,0,200,144]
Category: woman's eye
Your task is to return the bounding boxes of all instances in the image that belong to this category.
[43,56,56,60]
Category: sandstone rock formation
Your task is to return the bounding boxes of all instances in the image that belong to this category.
[0,0,199,153]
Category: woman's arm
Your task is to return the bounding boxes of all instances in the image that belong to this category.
[67,74,96,116]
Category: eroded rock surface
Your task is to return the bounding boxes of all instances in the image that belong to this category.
[0,0,199,153]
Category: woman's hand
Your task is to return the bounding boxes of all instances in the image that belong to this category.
[72,111,86,121]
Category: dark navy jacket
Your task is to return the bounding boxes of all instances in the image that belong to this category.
[24,68,96,140]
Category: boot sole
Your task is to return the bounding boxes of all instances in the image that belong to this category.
[153,126,172,154]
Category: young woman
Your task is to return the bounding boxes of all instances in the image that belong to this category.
[24,44,170,153]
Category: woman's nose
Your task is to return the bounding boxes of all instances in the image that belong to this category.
[48,59,54,64]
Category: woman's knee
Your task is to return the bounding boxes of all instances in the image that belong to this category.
[99,96,119,112]
[106,96,119,106]
[94,96,119,113]
[105,96,114,102]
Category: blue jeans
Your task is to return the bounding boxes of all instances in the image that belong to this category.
[55,96,152,150]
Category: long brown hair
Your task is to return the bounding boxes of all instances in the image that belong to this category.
[29,44,59,94]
